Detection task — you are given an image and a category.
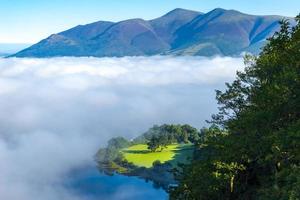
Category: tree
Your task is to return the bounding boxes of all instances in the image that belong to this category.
[145,124,200,151]
[182,124,200,143]
[96,137,130,166]
[107,137,131,149]
[152,160,162,167]
[171,16,300,200]
[147,136,160,152]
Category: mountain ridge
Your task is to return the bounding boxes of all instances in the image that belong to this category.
[12,8,295,58]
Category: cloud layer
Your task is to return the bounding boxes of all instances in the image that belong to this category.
[0,56,244,200]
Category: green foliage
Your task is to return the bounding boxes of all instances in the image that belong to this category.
[153,160,162,167]
[147,136,162,152]
[171,16,300,200]
[108,137,131,149]
[141,124,199,152]
[95,136,130,163]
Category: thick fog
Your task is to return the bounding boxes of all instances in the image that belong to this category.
[0,56,244,200]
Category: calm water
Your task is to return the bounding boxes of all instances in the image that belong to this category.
[64,166,168,200]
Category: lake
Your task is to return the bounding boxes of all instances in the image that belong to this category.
[64,166,168,200]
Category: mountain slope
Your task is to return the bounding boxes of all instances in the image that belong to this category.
[14,21,114,57]
[88,18,170,56]
[170,8,287,56]
[150,8,202,44]
[13,8,294,58]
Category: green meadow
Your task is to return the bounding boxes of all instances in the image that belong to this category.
[121,143,194,168]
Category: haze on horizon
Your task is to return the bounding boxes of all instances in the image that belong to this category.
[1,0,299,44]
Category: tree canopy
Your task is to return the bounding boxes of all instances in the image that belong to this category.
[143,124,200,152]
[171,16,300,200]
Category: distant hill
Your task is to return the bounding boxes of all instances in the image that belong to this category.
[12,8,295,58]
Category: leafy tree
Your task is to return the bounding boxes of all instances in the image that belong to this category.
[182,124,200,143]
[171,16,300,200]
[107,137,131,149]
[145,124,200,151]
[96,137,130,163]
[147,136,161,152]
[153,160,162,167]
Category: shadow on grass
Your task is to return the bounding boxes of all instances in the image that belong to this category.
[169,145,194,166]
[123,150,150,154]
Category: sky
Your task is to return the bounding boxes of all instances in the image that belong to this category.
[0,0,299,44]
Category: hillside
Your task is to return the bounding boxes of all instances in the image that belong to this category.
[95,124,199,189]
[12,8,294,58]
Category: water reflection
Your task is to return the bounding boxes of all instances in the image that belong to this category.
[65,166,167,200]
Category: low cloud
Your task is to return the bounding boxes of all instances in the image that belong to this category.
[0,56,244,200]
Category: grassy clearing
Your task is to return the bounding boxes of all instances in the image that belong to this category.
[121,143,194,168]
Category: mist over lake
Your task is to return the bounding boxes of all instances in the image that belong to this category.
[0,56,243,200]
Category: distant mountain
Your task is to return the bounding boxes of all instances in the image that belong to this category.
[12,8,294,58]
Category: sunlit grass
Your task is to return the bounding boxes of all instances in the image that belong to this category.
[121,143,194,168]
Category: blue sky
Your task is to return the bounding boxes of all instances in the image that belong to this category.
[1,0,299,43]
